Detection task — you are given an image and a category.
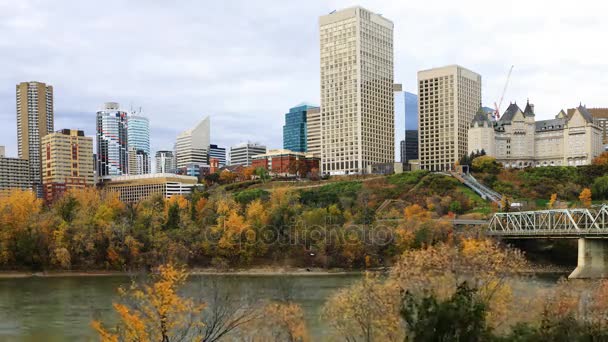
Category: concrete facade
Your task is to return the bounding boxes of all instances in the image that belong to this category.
[569,238,608,279]
[175,117,210,168]
[319,7,394,175]
[16,81,54,197]
[0,157,31,197]
[41,129,94,202]
[102,173,198,203]
[418,65,482,171]
[306,107,321,158]
[230,142,266,166]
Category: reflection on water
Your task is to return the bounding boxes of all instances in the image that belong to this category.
[0,274,361,341]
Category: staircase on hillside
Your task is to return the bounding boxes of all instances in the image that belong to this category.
[451,171,502,207]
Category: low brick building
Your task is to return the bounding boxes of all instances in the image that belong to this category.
[251,149,319,177]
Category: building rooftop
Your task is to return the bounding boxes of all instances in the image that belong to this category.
[104,173,198,183]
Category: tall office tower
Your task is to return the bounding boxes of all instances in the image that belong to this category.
[128,147,151,175]
[96,102,128,178]
[127,113,151,174]
[155,150,176,173]
[306,107,321,158]
[0,146,4,158]
[283,104,318,152]
[230,142,266,166]
[394,84,419,162]
[319,7,394,175]
[16,81,54,197]
[418,65,481,171]
[41,129,94,202]
[175,117,210,168]
[208,144,226,167]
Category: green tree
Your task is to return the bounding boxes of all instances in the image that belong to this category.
[402,282,490,342]
[592,175,608,200]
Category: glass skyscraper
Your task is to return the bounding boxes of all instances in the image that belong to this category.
[127,113,151,174]
[283,104,317,152]
[394,86,419,163]
[96,102,128,177]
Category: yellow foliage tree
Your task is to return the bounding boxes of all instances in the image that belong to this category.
[253,302,309,342]
[391,239,527,330]
[0,190,42,265]
[322,274,403,341]
[548,193,558,209]
[580,188,592,208]
[592,151,608,165]
[92,264,205,341]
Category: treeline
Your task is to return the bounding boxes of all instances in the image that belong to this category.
[0,170,480,271]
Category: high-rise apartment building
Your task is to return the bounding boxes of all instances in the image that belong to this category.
[319,7,394,175]
[230,142,266,166]
[41,129,94,202]
[16,81,54,197]
[283,104,318,152]
[127,113,150,175]
[128,147,150,175]
[208,144,226,167]
[0,146,4,158]
[155,150,176,173]
[306,107,321,158]
[0,157,31,197]
[418,65,481,171]
[96,102,128,178]
[394,84,419,162]
[175,117,210,168]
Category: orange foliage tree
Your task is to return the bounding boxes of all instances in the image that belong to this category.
[580,188,592,208]
[92,264,205,341]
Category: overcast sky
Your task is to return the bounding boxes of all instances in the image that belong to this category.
[1,0,606,158]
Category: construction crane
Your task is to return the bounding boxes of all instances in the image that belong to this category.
[493,65,514,120]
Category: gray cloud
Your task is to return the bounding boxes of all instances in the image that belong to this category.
[1,0,607,157]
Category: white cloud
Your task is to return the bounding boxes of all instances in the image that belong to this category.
[0,0,606,157]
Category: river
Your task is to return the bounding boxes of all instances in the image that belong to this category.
[0,272,569,341]
[0,273,363,341]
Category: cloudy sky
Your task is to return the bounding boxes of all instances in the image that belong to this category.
[1,0,606,158]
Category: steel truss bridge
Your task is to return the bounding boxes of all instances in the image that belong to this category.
[488,205,608,238]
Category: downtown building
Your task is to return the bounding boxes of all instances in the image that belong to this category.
[208,144,226,167]
[102,174,198,203]
[469,103,603,168]
[251,149,320,177]
[175,117,210,168]
[155,150,176,173]
[394,84,419,166]
[306,107,321,158]
[41,129,94,202]
[283,104,318,153]
[96,102,128,178]
[16,81,54,197]
[127,113,151,175]
[230,142,266,166]
[319,7,394,175]
[418,65,481,171]
[0,146,31,197]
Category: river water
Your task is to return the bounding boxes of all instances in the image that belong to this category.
[0,272,569,341]
[0,273,363,341]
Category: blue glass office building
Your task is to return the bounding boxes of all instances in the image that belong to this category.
[395,90,419,163]
[283,104,318,152]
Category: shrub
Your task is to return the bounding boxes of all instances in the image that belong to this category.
[234,189,270,205]
[592,175,608,200]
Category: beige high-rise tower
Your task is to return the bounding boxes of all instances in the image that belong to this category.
[417,65,481,171]
[16,81,54,197]
[319,7,394,175]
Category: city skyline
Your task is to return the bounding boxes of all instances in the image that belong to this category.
[1,1,607,158]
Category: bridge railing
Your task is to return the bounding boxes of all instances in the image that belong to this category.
[488,205,608,236]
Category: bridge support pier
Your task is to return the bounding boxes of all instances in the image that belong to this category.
[569,238,608,279]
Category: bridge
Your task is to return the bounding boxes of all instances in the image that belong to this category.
[488,205,608,279]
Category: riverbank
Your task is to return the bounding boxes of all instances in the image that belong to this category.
[0,267,367,279]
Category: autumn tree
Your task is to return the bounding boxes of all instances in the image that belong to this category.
[592,151,608,166]
[219,170,237,184]
[548,193,558,209]
[251,302,309,342]
[322,274,403,341]
[391,239,527,331]
[579,188,592,208]
[92,264,205,341]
